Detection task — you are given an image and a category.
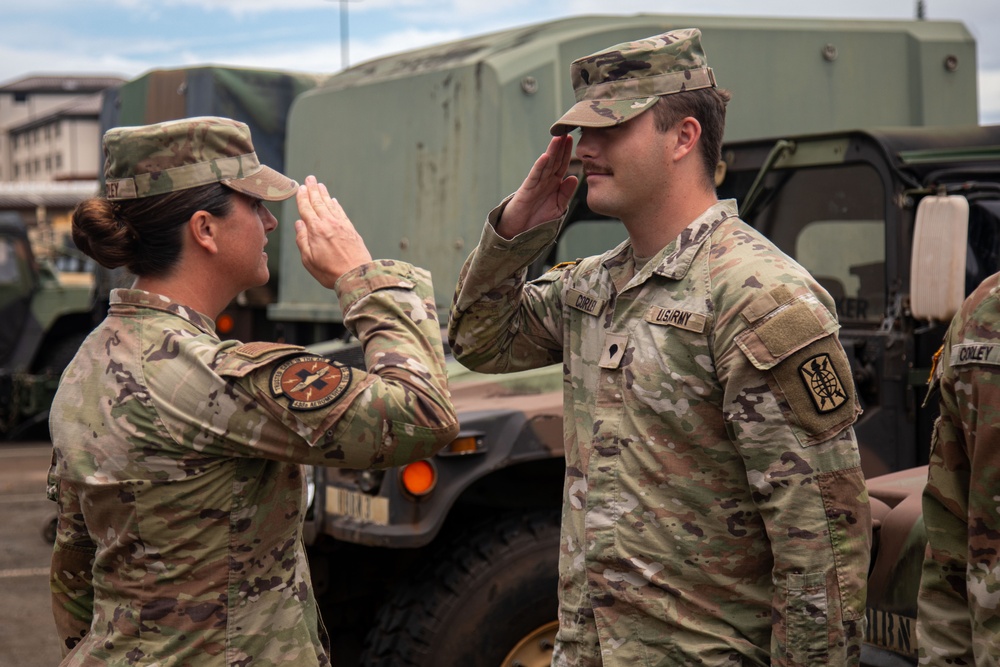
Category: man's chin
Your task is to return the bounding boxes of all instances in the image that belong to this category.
[586,192,616,219]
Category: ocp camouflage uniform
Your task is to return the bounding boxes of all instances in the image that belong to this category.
[449,199,870,666]
[48,260,458,666]
[918,271,1000,666]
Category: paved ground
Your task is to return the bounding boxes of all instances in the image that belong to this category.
[0,441,63,667]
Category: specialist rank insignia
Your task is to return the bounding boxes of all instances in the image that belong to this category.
[271,356,352,411]
[799,353,847,413]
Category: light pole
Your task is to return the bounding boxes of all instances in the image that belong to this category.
[328,0,363,70]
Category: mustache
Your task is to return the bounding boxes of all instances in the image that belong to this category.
[582,162,612,176]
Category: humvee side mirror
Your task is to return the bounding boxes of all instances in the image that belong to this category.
[909,195,969,322]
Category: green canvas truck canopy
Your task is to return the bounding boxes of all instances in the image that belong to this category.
[276,13,977,321]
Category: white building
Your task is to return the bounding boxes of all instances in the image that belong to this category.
[0,75,125,183]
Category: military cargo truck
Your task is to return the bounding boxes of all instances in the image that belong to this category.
[0,212,101,440]
[275,13,977,324]
[280,15,994,666]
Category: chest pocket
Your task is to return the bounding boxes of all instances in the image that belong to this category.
[629,302,717,405]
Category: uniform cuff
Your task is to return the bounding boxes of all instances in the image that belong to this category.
[335,260,424,314]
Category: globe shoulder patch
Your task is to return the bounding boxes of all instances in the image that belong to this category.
[770,336,858,445]
[798,352,848,413]
[270,355,352,411]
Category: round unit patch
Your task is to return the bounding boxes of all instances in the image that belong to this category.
[271,356,352,411]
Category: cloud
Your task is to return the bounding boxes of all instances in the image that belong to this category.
[980,68,1000,124]
[1,0,997,124]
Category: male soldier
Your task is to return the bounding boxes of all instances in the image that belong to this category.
[448,29,870,666]
[917,272,1000,665]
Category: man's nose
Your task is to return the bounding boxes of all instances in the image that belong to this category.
[575,129,596,159]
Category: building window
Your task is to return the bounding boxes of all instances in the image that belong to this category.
[44,125,51,139]
[11,135,18,149]
[55,153,63,169]
[54,124,61,138]
[13,165,19,178]
[45,156,52,172]
[14,92,27,103]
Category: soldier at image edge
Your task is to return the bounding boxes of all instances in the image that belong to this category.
[917,271,1000,666]
[46,116,459,666]
[448,28,871,666]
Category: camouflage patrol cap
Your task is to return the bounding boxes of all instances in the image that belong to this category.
[103,116,298,201]
[550,28,716,136]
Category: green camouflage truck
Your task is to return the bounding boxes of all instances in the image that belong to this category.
[271,14,994,666]
[0,212,101,440]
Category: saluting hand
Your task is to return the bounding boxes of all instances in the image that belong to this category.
[496,135,579,239]
[294,175,373,288]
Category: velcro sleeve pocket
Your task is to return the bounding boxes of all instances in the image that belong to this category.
[736,299,837,369]
[736,296,859,445]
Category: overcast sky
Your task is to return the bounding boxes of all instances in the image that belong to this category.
[1,0,997,124]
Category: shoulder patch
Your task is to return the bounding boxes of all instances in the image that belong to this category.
[768,336,859,445]
[216,342,305,378]
[798,353,849,413]
[233,342,304,360]
[270,356,352,411]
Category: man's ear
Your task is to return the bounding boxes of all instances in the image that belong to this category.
[188,210,219,255]
[672,116,703,163]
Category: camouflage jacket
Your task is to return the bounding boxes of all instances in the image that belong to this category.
[449,199,870,666]
[47,260,458,666]
[917,271,1000,666]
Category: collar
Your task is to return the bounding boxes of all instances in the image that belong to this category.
[109,288,219,337]
[601,200,739,283]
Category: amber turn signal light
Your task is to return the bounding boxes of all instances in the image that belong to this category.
[400,460,436,496]
[216,313,235,335]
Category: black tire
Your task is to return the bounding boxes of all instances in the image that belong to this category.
[361,510,561,667]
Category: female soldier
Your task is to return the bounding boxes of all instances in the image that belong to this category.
[46,116,458,666]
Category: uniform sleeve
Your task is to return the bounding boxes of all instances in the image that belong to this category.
[917,322,1000,665]
[719,284,869,666]
[448,200,566,372]
[205,260,459,469]
[47,468,95,656]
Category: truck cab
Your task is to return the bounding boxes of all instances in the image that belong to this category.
[0,212,98,439]
[716,125,1000,479]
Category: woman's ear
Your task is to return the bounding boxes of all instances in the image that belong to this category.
[187,210,219,255]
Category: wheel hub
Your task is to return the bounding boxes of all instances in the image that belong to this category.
[501,620,558,667]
